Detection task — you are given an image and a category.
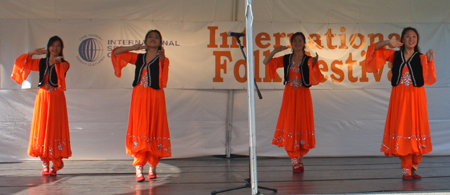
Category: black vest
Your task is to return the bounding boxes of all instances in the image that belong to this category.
[38,58,59,87]
[391,51,424,87]
[132,54,160,89]
[283,54,311,88]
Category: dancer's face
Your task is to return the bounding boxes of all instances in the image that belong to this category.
[291,35,305,52]
[402,30,418,50]
[48,40,62,57]
[145,32,161,49]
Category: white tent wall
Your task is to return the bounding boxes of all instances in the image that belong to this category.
[1,0,450,162]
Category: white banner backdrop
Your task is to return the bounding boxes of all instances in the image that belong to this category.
[1,20,449,90]
[1,19,450,161]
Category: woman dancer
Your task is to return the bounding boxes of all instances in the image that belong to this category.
[365,27,436,180]
[111,30,171,182]
[263,32,324,173]
[11,36,71,176]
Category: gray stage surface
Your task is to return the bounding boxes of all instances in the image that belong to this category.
[1,156,450,195]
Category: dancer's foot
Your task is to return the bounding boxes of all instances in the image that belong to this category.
[49,168,57,176]
[293,163,304,173]
[148,165,157,179]
[41,161,50,176]
[291,158,304,173]
[412,168,421,179]
[135,165,145,182]
[402,175,413,180]
[402,168,413,181]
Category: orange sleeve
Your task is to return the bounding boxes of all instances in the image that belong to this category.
[307,58,324,86]
[365,43,395,73]
[55,61,70,91]
[420,54,436,86]
[10,53,40,84]
[111,48,138,78]
[266,56,284,80]
[159,57,170,88]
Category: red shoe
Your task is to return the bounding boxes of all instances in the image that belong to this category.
[49,168,57,176]
[148,173,157,179]
[293,163,304,173]
[136,175,145,182]
[41,167,50,176]
[148,165,157,179]
[412,173,422,179]
[135,165,145,182]
[402,175,413,181]
[412,167,421,179]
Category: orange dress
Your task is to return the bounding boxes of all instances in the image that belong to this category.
[267,56,324,157]
[11,54,71,160]
[366,44,436,156]
[111,51,171,159]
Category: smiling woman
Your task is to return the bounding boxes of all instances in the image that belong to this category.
[365,27,436,181]
[10,35,71,177]
[110,29,171,182]
[262,32,324,173]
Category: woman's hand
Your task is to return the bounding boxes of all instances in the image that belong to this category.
[274,45,288,53]
[29,47,47,56]
[54,56,63,64]
[389,39,403,48]
[312,52,319,64]
[426,49,434,61]
[158,47,165,59]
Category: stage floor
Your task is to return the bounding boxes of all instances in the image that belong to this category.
[1,156,450,195]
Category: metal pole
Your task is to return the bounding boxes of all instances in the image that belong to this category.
[244,0,258,194]
[226,0,239,159]
[225,89,234,158]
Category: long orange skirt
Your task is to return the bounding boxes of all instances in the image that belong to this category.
[28,88,72,159]
[381,68,432,156]
[272,84,315,157]
[125,84,171,159]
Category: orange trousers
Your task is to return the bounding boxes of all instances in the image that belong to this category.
[286,149,309,159]
[400,154,422,169]
[133,151,160,166]
[40,157,64,171]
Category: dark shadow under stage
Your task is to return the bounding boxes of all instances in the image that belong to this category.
[1,156,450,195]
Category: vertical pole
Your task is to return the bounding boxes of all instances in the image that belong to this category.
[244,0,258,194]
[225,0,239,159]
[225,89,234,158]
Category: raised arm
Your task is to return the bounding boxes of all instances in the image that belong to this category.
[28,47,48,56]
[263,46,288,65]
[375,39,403,50]
[113,44,148,56]
[11,48,47,84]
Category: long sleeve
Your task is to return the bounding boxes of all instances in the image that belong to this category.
[55,61,70,91]
[10,53,40,84]
[365,43,395,73]
[159,57,170,88]
[420,55,436,86]
[266,56,284,80]
[307,58,324,86]
[111,48,138,78]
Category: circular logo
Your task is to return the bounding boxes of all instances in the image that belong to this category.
[78,38,103,62]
